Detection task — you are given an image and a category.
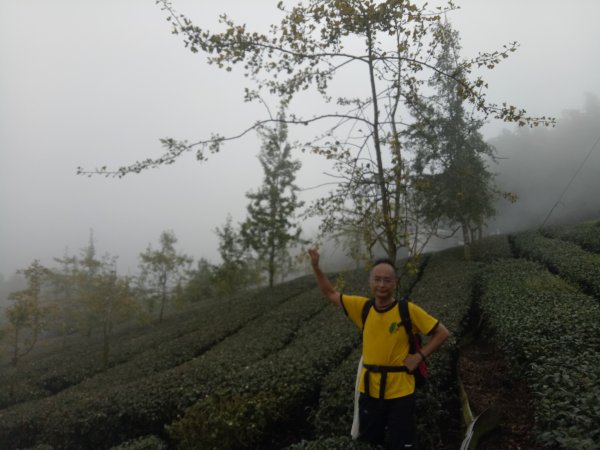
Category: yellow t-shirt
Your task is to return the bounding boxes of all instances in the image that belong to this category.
[341,294,439,399]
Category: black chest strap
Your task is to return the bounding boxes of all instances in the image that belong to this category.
[362,364,409,400]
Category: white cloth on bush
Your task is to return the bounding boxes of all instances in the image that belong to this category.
[351,355,363,439]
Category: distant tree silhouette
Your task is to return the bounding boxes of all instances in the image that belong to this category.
[214,215,259,298]
[406,21,509,259]
[241,112,305,287]
[6,260,51,365]
[138,230,192,322]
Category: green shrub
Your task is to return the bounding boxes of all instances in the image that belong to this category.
[512,231,600,299]
[7,226,600,450]
[471,234,513,262]
[310,347,361,438]
[167,390,280,449]
[109,435,168,450]
[0,276,314,409]
[478,258,600,449]
[0,282,327,450]
[167,305,360,449]
[409,246,481,449]
[541,220,600,254]
[285,436,376,449]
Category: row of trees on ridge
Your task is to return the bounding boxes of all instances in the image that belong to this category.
[2,113,307,367]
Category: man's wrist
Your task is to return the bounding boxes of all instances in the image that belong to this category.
[417,350,426,361]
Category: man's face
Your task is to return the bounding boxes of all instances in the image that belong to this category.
[369,263,397,302]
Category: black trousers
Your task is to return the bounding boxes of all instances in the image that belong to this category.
[358,393,416,449]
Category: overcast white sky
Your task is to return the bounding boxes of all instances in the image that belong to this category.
[1,0,599,278]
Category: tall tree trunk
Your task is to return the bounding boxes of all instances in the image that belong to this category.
[102,322,110,371]
[62,321,68,350]
[365,24,397,262]
[268,244,275,288]
[461,221,472,260]
[477,220,484,242]
[12,326,20,366]
[159,285,166,323]
[102,293,113,371]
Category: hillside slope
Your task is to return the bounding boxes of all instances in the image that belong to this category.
[0,219,598,450]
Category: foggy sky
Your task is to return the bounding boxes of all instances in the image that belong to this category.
[1,0,599,279]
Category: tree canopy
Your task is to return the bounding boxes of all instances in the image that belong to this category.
[405,20,510,258]
[79,0,554,266]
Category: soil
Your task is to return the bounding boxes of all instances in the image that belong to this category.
[457,339,545,450]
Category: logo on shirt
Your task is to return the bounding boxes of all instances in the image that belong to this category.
[389,321,403,334]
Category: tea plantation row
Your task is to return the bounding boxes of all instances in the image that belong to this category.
[512,230,600,298]
[477,257,600,449]
[541,220,600,254]
[1,219,598,449]
[0,277,329,449]
[0,276,314,409]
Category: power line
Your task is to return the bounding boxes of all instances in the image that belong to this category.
[539,131,600,229]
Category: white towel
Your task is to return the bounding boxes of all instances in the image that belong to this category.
[350,355,363,439]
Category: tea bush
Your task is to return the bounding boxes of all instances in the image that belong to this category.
[167,302,360,449]
[306,268,370,439]
[285,436,376,449]
[310,346,361,438]
[478,257,600,449]
[108,435,168,450]
[471,234,513,262]
[3,221,599,450]
[409,246,480,449]
[0,276,314,409]
[0,283,327,449]
[512,231,600,299]
[541,220,600,254]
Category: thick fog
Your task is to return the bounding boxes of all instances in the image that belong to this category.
[1,0,599,283]
[488,94,600,233]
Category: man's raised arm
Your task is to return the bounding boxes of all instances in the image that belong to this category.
[308,247,342,308]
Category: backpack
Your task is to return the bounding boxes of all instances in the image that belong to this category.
[361,296,428,389]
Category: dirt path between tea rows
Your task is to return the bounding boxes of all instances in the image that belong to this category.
[457,339,545,450]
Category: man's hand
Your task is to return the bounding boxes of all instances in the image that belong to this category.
[307,246,341,307]
[403,352,424,373]
[404,323,449,372]
[308,247,320,268]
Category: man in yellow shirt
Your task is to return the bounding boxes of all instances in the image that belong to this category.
[308,248,450,449]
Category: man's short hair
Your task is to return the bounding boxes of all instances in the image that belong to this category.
[371,257,396,270]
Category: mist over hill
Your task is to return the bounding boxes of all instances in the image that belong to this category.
[1,96,597,305]
[487,93,600,234]
[321,94,600,263]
